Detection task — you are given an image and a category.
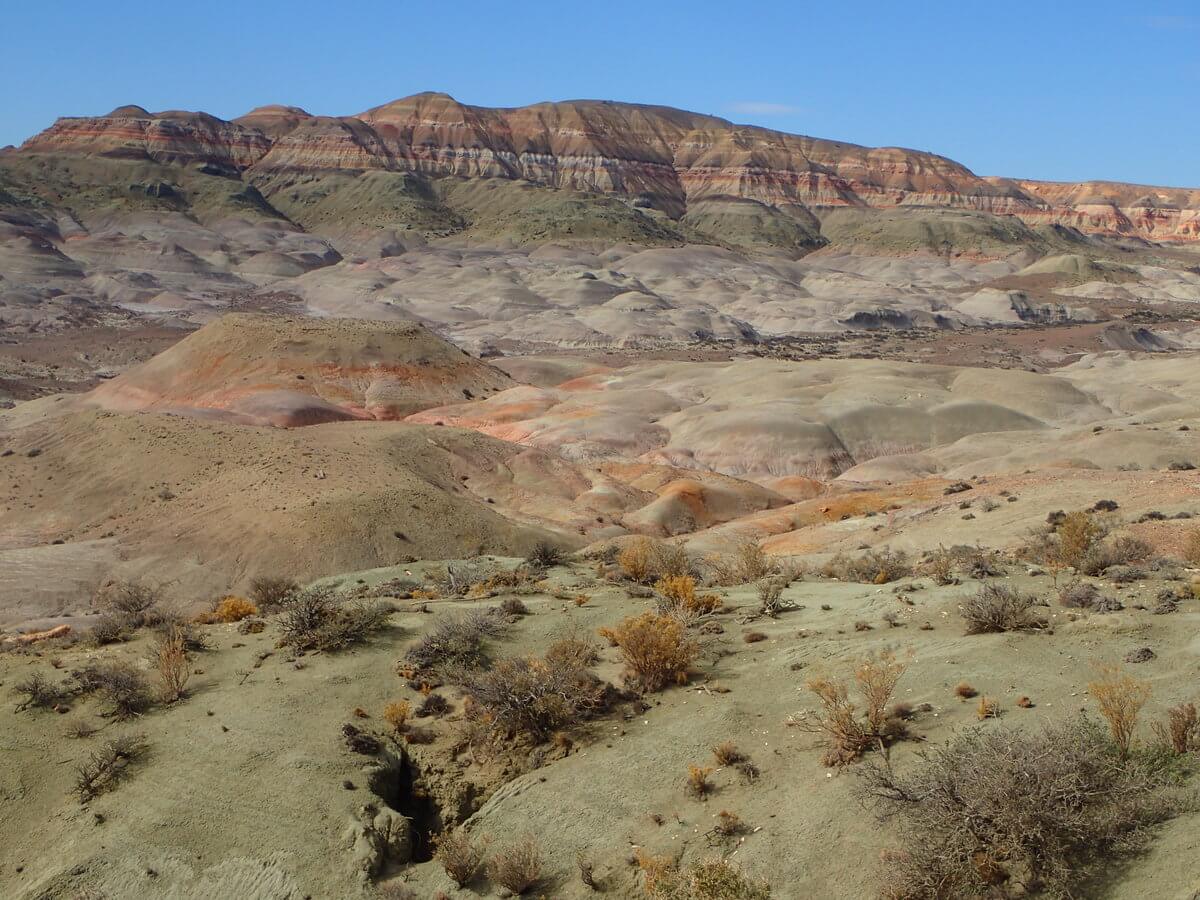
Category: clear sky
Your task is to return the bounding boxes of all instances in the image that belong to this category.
[4,1,1197,187]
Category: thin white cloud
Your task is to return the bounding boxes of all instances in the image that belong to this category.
[1145,15,1196,29]
[728,101,802,116]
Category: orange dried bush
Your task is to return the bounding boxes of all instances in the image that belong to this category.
[598,612,698,691]
[196,595,258,624]
[154,625,190,702]
[1153,702,1200,754]
[686,763,714,798]
[383,700,412,731]
[1088,663,1151,758]
[618,537,656,583]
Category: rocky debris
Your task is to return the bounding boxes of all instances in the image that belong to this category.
[1124,647,1156,664]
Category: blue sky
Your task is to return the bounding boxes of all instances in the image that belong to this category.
[3,1,1197,186]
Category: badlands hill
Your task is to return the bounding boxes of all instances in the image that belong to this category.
[3,93,1200,383]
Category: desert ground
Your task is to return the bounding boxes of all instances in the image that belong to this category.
[4,95,1200,900]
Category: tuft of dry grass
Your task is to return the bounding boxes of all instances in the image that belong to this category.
[487,834,542,894]
[433,828,489,887]
[1088,664,1151,758]
[711,741,746,766]
[686,763,715,798]
[976,696,1001,720]
[1153,702,1200,754]
[154,625,190,702]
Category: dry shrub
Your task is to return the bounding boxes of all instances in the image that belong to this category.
[712,741,746,766]
[599,612,699,691]
[500,596,528,616]
[488,834,542,894]
[926,547,956,586]
[705,537,773,586]
[90,614,132,646]
[821,548,911,584]
[154,626,190,702]
[1055,510,1104,569]
[278,587,391,652]
[1153,702,1200,754]
[97,580,163,618]
[755,577,788,617]
[383,700,412,731]
[433,828,489,887]
[544,632,601,670]
[652,540,692,579]
[525,540,564,569]
[1088,664,1151,758]
[197,595,258,624]
[954,682,977,700]
[619,537,657,582]
[859,717,1182,899]
[74,732,148,803]
[404,610,504,678]
[686,763,714,798]
[655,575,720,616]
[464,648,607,742]
[638,851,771,899]
[976,696,1000,720]
[959,584,1041,634]
[73,661,151,720]
[249,576,298,612]
[792,652,907,766]
[13,672,67,711]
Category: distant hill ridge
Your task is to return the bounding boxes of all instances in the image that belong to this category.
[8,91,1200,245]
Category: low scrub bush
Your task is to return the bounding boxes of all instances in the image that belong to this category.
[73,661,151,720]
[74,732,148,803]
[599,612,699,691]
[525,540,565,569]
[465,645,607,742]
[791,652,908,766]
[858,717,1182,898]
[278,587,391,652]
[433,828,489,887]
[959,584,1041,634]
[196,595,258,624]
[404,610,504,678]
[1153,702,1200,754]
[154,625,191,702]
[638,851,771,899]
[13,672,67,711]
[1088,664,1151,758]
[820,548,911,584]
[1054,510,1105,569]
[488,834,543,894]
[619,537,657,582]
[249,576,298,612]
[655,575,720,616]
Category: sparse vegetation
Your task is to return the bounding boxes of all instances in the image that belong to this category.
[959,584,1041,634]
[820,548,911,584]
[525,540,565,569]
[791,652,908,766]
[404,609,504,679]
[433,828,489,887]
[153,625,191,702]
[599,612,699,691]
[1054,510,1104,569]
[74,732,148,803]
[249,576,299,612]
[383,700,412,731]
[655,575,720,616]
[859,717,1182,899]
[73,661,151,720]
[464,645,607,742]
[278,587,391,652]
[1153,702,1200,754]
[638,851,771,899]
[488,834,543,894]
[197,595,259,624]
[686,763,715,798]
[14,671,67,711]
[1088,664,1151,758]
[618,537,657,582]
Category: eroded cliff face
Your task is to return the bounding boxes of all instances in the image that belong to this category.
[12,91,1200,241]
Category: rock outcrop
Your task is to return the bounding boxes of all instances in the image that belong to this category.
[10,92,1200,242]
